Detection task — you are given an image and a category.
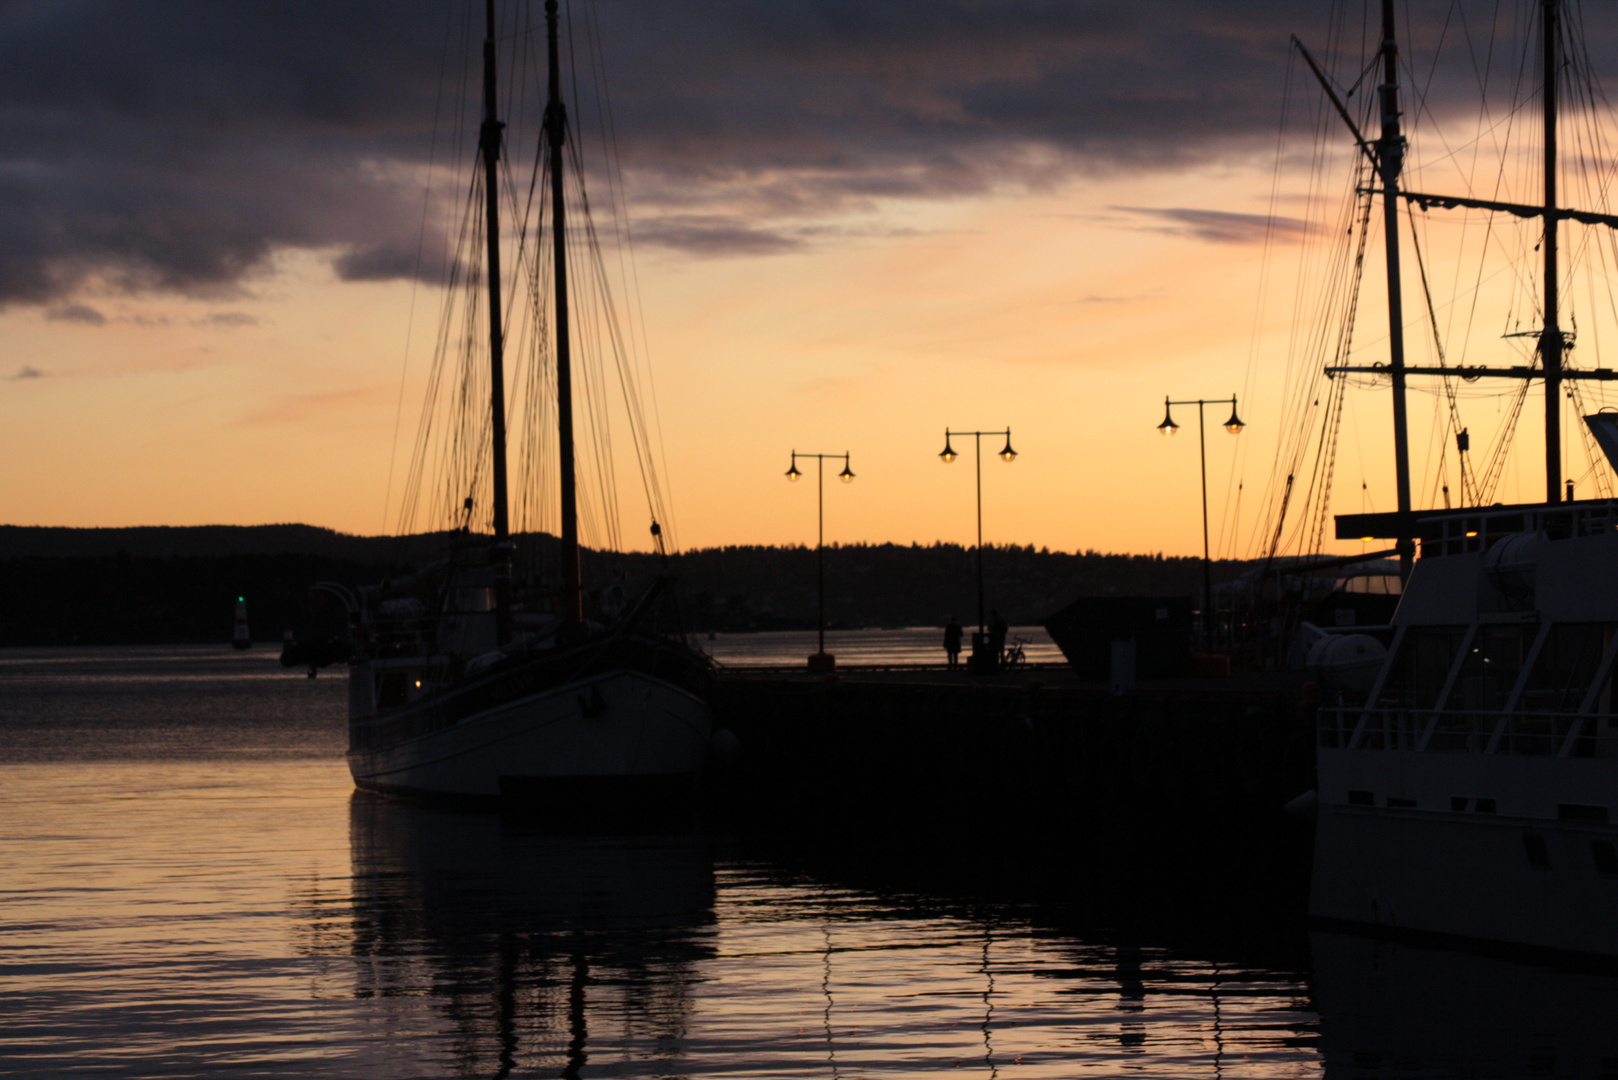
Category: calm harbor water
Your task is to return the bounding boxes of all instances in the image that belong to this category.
[3,644,1618,1077]
[697,627,1065,667]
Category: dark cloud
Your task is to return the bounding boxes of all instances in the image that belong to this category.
[44,304,107,326]
[0,1,1608,305]
[7,366,45,380]
[1112,206,1314,243]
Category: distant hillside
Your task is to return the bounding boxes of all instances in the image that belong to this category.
[0,524,407,562]
[0,525,1237,645]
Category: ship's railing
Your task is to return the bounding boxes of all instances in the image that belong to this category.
[1320,706,1618,758]
[1422,500,1618,558]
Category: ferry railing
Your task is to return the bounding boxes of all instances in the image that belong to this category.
[1425,500,1618,557]
[1320,706,1618,757]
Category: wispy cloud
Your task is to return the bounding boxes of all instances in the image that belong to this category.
[44,303,106,325]
[242,386,381,426]
[1109,206,1314,244]
[634,215,808,257]
[193,311,257,328]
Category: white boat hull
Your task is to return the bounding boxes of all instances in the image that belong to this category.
[1313,746,1618,956]
[347,667,713,801]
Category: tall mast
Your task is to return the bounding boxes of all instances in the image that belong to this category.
[546,0,584,624]
[1378,0,1415,578]
[480,0,511,541]
[1542,0,1563,502]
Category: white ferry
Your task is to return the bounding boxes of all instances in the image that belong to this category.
[1313,478,1618,955]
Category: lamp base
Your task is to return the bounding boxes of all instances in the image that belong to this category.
[807,652,836,672]
[967,633,999,675]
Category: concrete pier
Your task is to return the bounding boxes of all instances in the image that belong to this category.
[710,666,1317,833]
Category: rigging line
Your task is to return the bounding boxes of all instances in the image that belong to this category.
[1281,146,1360,480]
[1221,482,1244,566]
[400,163,483,536]
[1295,177,1374,556]
[582,0,680,552]
[1256,103,1341,554]
[1477,378,1531,503]
[1405,199,1478,503]
[564,148,625,555]
[1403,0,1452,147]
[579,196,666,532]
[1567,378,1613,497]
[382,0,458,535]
[397,0,477,539]
[414,23,486,538]
[1258,18,1372,555]
[1259,161,1360,555]
[563,5,630,556]
[1440,13,1500,436]
[1235,46,1297,558]
[1308,379,1348,555]
[563,96,672,550]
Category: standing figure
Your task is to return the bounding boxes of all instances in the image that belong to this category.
[988,609,1009,668]
[943,614,963,670]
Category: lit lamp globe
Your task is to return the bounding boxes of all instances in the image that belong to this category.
[1156,404,1180,436]
[785,460,802,482]
[838,462,855,483]
[999,434,1017,462]
[939,434,957,463]
[1223,403,1245,435]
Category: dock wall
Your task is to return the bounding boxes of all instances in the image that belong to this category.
[712,677,1317,834]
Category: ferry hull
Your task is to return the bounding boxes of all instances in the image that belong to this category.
[347,668,712,803]
[1313,748,1618,957]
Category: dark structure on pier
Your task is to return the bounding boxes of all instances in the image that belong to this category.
[711,674,1316,839]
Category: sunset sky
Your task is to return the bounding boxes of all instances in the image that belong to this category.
[6,1,1618,559]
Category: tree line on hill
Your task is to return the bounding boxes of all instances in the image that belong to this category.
[0,526,1232,645]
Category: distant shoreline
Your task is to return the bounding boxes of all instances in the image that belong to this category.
[1,525,1223,647]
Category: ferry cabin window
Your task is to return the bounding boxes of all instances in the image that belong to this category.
[1450,625,1531,712]
[1518,623,1615,713]
[1334,574,1402,596]
[1377,627,1467,709]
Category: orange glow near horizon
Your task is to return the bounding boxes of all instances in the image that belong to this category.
[5,154,1616,560]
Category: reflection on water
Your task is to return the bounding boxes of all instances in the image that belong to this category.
[0,646,345,761]
[331,797,1321,1077]
[1312,931,1618,1079]
[700,627,1063,667]
[341,797,717,1078]
[3,646,1618,1076]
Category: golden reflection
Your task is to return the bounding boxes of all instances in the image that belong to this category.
[344,794,716,1076]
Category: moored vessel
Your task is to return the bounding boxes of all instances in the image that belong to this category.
[1289,0,1618,955]
[332,0,713,805]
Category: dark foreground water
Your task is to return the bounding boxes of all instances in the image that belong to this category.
[3,647,1618,1078]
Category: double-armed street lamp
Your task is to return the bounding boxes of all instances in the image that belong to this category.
[1156,395,1244,651]
[938,428,1016,665]
[786,450,855,670]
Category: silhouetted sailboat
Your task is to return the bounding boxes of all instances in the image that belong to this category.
[332,0,713,805]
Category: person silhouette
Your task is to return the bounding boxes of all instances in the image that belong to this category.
[943,615,963,670]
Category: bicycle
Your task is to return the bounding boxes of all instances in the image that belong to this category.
[1001,635,1029,670]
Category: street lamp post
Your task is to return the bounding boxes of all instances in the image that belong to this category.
[1156,395,1244,651]
[786,450,854,670]
[939,428,1016,668]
